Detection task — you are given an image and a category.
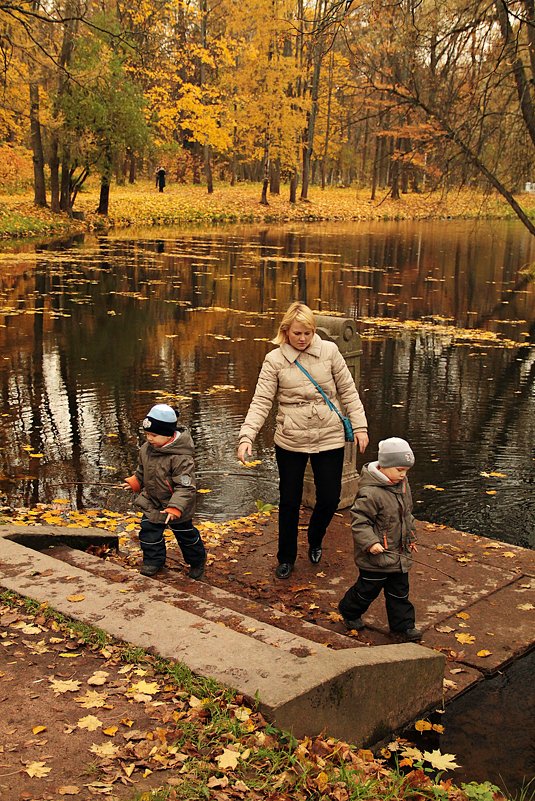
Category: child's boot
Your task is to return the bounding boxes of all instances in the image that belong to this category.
[187,560,206,580]
[140,563,162,577]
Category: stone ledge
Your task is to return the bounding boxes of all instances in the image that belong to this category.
[0,536,444,746]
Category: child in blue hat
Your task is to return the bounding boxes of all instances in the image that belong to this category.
[124,404,206,579]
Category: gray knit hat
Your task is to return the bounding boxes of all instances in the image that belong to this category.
[378,437,415,468]
[142,404,178,437]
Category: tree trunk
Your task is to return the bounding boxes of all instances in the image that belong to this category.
[269,159,280,194]
[204,144,213,193]
[49,137,60,212]
[60,147,72,212]
[128,152,136,184]
[29,81,47,206]
[97,178,110,215]
[289,170,298,203]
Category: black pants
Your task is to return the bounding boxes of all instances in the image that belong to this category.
[275,444,344,565]
[338,569,415,632]
[138,516,206,569]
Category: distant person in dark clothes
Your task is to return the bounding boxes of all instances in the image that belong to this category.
[338,437,422,641]
[155,167,166,192]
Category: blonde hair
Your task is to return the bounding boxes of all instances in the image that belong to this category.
[273,302,316,345]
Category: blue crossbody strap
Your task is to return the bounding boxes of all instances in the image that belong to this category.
[295,360,344,423]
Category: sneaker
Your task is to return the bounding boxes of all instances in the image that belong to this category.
[342,616,365,631]
[308,547,322,564]
[275,562,293,579]
[187,561,206,580]
[140,563,162,577]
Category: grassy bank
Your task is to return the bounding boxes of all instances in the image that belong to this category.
[2,181,535,239]
[0,588,520,801]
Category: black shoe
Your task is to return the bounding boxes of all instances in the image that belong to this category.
[342,616,365,631]
[187,561,206,580]
[140,563,162,577]
[308,547,322,564]
[275,562,293,579]
[403,627,423,642]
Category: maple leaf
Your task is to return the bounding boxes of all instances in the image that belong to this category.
[422,749,460,771]
[129,679,160,695]
[25,760,51,777]
[50,678,82,694]
[90,741,120,758]
[76,690,108,709]
[476,650,492,658]
[455,633,475,644]
[400,746,423,760]
[77,715,103,731]
[216,747,240,769]
[87,670,109,686]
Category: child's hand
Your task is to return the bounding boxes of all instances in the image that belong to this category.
[369,543,385,555]
[409,542,418,552]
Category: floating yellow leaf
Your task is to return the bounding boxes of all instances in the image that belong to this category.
[415,719,433,731]
[422,749,460,771]
[196,488,212,493]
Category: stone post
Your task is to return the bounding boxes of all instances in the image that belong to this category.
[302,314,362,509]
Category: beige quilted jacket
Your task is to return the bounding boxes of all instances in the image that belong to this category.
[238,334,368,453]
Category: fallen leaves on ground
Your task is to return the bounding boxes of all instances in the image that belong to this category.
[0,591,497,801]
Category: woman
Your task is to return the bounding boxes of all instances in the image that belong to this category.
[237,302,368,579]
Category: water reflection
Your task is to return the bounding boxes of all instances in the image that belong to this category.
[0,220,533,545]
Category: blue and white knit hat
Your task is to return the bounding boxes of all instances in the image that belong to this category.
[378,437,415,468]
[142,404,178,437]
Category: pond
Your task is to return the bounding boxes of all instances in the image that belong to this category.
[0,219,533,547]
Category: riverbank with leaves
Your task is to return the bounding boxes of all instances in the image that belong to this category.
[0,587,514,801]
[2,183,535,240]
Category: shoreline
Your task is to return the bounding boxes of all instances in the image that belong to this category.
[2,182,535,240]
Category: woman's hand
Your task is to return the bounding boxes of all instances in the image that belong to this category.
[237,442,252,464]
[369,543,385,555]
[355,430,369,453]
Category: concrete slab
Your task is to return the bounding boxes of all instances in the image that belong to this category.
[0,536,444,747]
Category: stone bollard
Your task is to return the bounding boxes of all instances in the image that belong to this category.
[302,314,362,509]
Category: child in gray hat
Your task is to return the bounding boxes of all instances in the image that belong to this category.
[124,404,206,579]
[338,437,422,641]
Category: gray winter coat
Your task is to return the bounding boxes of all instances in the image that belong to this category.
[239,334,367,453]
[351,463,416,573]
[132,428,197,523]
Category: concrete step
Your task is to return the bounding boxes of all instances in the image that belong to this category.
[46,544,357,655]
[0,532,444,748]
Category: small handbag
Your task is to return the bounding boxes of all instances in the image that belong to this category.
[295,361,354,442]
